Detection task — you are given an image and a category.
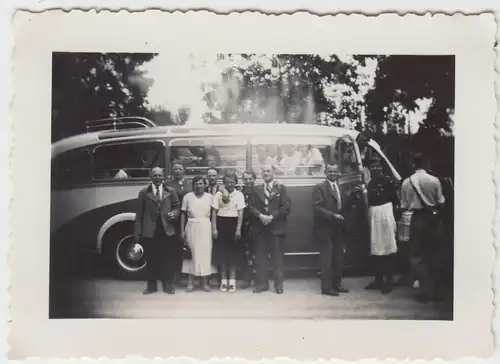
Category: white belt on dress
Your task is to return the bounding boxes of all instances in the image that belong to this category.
[187,217,210,223]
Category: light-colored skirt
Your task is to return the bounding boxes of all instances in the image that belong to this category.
[182,217,217,276]
[368,202,398,256]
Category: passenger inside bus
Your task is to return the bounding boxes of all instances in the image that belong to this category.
[297,145,324,176]
[110,149,161,179]
[255,144,326,177]
[171,145,245,176]
[276,145,301,175]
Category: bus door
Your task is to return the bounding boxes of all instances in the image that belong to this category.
[335,135,371,270]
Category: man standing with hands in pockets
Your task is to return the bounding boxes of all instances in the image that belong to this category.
[134,167,181,295]
[249,164,291,294]
[312,164,349,296]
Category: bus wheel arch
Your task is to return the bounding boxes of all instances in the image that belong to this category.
[99,215,147,280]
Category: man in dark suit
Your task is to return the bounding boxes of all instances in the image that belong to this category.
[241,170,257,289]
[249,164,291,294]
[135,167,181,294]
[164,162,192,201]
[164,162,192,282]
[312,164,349,296]
[205,167,222,195]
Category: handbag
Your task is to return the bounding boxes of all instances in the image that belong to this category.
[181,243,192,260]
[397,210,413,242]
[409,177,441,228]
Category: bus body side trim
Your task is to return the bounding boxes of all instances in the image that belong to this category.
[97,212,136,254]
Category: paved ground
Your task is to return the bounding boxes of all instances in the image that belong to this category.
[50,276,453,320]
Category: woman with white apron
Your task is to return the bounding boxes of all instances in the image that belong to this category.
[365,156,400,294]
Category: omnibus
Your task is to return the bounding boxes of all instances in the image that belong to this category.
[50,118,401,280]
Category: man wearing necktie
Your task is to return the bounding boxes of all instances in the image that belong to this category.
[248,164,291,294]
[205,167,221,195]
[134,167,181,294]
[312,164,349,296]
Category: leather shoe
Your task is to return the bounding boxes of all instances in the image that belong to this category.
[334,286,349,293]
[322,289,339,297]
[142,288,157,295]
[275,286,284,294]
[381,284,393,294]
[365,279,383,290]
[163,284,175,294]
[253,285,269,293]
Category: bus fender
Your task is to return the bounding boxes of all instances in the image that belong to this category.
[97,213,136,254]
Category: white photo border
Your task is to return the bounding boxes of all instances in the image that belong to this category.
[7,10,498,360]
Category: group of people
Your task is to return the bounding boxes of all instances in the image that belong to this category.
[134,151,449,304]
[134,161,290,295]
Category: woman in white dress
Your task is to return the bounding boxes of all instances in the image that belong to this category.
[180,176,216,292]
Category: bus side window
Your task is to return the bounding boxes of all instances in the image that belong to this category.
[252,143,331,177]
[51,149,91,189]
[170,140,247,176]
[93,141,165,180]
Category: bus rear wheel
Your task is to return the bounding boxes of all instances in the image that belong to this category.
[104,225,147,280]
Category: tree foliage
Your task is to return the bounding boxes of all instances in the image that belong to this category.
[364,55,455,134]
[200,54,365,126]
[51,52,156,141]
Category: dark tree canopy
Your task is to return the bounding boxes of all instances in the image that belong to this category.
[51,52,157,141]
[364,55,455,133]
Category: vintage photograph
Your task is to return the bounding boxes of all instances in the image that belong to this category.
[9,11,495,360]
[49,52,455,320]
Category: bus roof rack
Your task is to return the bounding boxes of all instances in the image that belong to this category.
[84,116,157,133]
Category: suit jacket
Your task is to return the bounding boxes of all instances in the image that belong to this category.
[164,178,192,202]
[249,181,291,236]
[241,186,255,226]
[312,180,346,240]
[134,183,181,238]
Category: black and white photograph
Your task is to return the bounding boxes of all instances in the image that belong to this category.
[49,51,455,320]
[9,11,495,360]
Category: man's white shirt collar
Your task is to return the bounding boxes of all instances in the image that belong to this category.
[152,183,163,197]
[265,180,275,188]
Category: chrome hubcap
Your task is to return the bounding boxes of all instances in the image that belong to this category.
[115,234,147,272]
[126,244,144,261]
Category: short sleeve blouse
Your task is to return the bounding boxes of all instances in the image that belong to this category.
[212,190,246,217]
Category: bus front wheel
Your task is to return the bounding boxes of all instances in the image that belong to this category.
[103,224,147,280]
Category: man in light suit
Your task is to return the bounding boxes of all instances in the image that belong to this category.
[135,167,181,295]
[312,164,349,296]
[249,164,291,294]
